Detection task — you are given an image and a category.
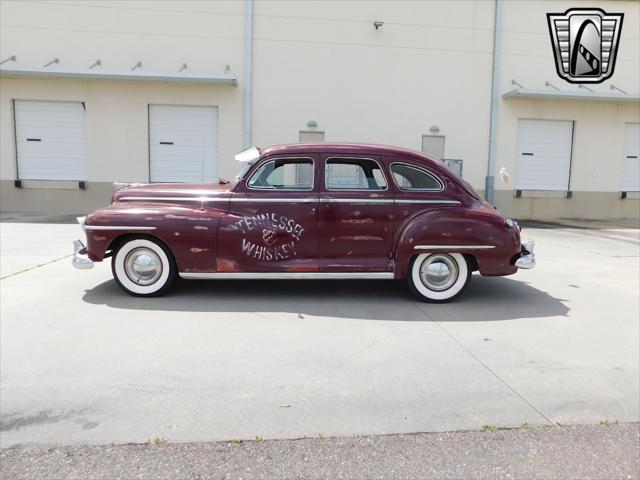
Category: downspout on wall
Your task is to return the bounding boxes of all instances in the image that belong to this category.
[485,0,503,204]
[243,0,254,148]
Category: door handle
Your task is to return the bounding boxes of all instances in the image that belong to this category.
[26,138,42,142]
[521,152,534,156]
[159,141,174,145]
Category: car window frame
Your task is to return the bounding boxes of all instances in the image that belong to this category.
[324,156,389,192]
[246,156,315,191]
[389,162,444,192]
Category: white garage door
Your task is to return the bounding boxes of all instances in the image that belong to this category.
[14,100,88,181]
[620,123,639,192]
[149,105,218,183]
[515,119,574,191]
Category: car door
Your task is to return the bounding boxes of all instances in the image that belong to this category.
[318,155,394,272]
[217,155,320,272]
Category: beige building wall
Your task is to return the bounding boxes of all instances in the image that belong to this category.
[0,0,639,220]
[0,0,245,212]
[494,0,640,219]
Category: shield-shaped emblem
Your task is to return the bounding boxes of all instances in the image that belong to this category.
[547,8,624,84]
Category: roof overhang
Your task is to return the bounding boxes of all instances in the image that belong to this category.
[503,88,639,103]
[0,65,238,86]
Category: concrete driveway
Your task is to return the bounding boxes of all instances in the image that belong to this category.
[0,219,638,447]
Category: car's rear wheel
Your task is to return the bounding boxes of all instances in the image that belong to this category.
[111,237,176,297]
[408,252,471,303]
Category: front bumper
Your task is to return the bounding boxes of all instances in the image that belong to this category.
[515,240,535,269]
[72,239,94,269]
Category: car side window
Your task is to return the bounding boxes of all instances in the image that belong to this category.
[248,157,314,190]
[325,158,387,190]
[391,163,443,191]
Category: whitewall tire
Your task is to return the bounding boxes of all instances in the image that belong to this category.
[408,252,471,303]
[111,237,176,297]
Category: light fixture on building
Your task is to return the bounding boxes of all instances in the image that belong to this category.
[0,55,16,65]
[429,125,439,133]
[373,21,384,30]
[131,61,142,71]
[578,84,594,93]
[89,59,101,69]
[179,63,187,72]
[544,81,560,91]
[43,57,59,68]
[307,120,318,128]
[611,84,628,94]
[511,79,525,88]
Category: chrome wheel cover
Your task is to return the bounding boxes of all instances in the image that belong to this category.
[419,254,459,292]
[124,247,163,286]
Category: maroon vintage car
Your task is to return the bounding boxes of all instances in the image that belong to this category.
[73,143,535,302]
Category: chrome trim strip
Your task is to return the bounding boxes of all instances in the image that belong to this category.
[395,199,461,205]
[179,272,394,280]
[119,196,221,202]
[414,245,495,250]
[229,197,319,203]
[84,225,157,231]
[322,198,393,204]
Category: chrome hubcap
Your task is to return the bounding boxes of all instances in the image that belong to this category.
[419,254,459,291]
[124,247,162,286]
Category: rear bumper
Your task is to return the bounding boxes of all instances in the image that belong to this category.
[72,239,94,270]
[515,240,536,269]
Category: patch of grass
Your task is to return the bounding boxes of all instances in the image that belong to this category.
[255,436,264,443]
[482,424,496,432]
[520,422,529,429]
[600,419,618,427]
[318,432,325,440]
[231,438,243,444]
[555,421,565,427]
[145,437,167,445]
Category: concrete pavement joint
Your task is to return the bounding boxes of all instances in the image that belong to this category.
[411,300,556,427]
[0,254,72,280]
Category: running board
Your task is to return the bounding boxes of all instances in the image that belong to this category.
[179,272,394,280]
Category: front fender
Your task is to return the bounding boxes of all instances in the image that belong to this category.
[84,203,226,273]
[393,207,521,279]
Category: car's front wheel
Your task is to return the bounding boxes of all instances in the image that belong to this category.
[111,236,176,297]
[408,252,471,303]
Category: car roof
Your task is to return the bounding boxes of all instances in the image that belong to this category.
[260,142,440,165]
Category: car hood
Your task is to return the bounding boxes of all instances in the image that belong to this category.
[111,182,234,203]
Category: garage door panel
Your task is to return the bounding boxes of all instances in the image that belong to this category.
[515,119,573,191]
[149,105,218,183]
[620,123,639,192]
[14,100,88,181]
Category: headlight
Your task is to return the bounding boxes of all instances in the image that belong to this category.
[505,218,515,228]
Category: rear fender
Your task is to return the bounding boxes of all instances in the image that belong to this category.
[393,207,521,279]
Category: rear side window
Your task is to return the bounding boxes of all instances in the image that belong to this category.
[248,157,313,190]
[325,158,387,190]
[391,163,443,191]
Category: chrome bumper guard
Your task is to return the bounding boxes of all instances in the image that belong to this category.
[515,240,535,269]
[72,239,94,270]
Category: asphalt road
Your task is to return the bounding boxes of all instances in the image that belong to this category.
[0,220,638,447]
[2,423,638,480]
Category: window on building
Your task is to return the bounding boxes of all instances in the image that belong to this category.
[391,163,443,190]
[299,131,325,142]
[248,158,314,190]
[422,135,445,159]
[515,119,574,191]
[14,100,88,181]
[325,158,387,190]
[620,123,639,192]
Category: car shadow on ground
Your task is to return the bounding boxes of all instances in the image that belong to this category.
[82,275,570,322]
